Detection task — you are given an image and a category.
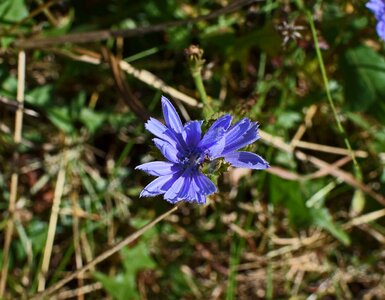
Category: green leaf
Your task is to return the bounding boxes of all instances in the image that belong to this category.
[47,107,75,134]
[94,273,137,300]
[269,176,311,227]
[94,242,156,300]
[121,242,156,274]
[79,108,106,134]
[42,9,74,37]
[0,0,28,23]
[26,85,54,106]
[340,45,385,120]
[0,74,17,95]
[276,111,302,129]
[310,208,350,246]
[0,0,29,47]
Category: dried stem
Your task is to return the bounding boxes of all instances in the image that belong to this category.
[0,50,26,297]
[37,149,68,291]
[71,188,84,300]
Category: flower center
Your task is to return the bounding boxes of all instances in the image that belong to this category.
[180,149,204,170]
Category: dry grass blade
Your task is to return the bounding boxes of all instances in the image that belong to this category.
[118,60,201,108]
[290,104,317,147]
[49,47,200,107]
[70,189,85,300]
[266,166,301,180]
[343,208,385,229]
[305,156,352,179]
[293,140,368,158]
[0,95,40,117]
[0,51,26,297]
[37,149,68,291]
[102,48,151,121]
[301,153,385,206]
[56,282,103,300]
[29,203,181,300]
[260,130,385,206]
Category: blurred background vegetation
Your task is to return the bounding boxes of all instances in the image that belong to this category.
[1,0,385,299]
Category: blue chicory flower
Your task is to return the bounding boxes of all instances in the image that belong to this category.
[366,0,385,41]
[135,96,269,204]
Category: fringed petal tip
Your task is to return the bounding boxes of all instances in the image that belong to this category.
[224,151,270,170]
[163,194,207,205]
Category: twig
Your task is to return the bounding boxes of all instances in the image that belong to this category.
[35,0,59,27]
[290,105,317,147]
[4,0,60,35]
[293,140,368,158]
[14,0,261,49]
[49,47,200,107]
[102,48,151,121]
[0,95,40,117]
[29,203,181,300]
[0,51,26,297]
[119,59,201,107]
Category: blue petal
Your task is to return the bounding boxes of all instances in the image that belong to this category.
[161,96,184,133]
[140,173,181,197]
[195,193,207,204]
[367,0,385,19]
[223,151,269,169]
[163,170,192,203]
[192,171,217,196]
[199,126,225,150]
[222,119,259,155]
[135,161,181,176]
[145,117,179,148]
[153,138,180,163]
[183,120,202,148]
[199,115,233,157]
[210,114,233,131]
[187,178,208,204]
[376,19,385,40]
[163,170,213,204]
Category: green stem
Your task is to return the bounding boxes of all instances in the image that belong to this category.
[296,0,363,182]
[191,68,214,118]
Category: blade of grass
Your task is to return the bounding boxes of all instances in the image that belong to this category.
[294,0,363,182]
[226,210,255,300]
[124,46,161,63]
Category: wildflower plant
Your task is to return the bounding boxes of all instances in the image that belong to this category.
[136,96,269,204]
[366,0,385,40]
